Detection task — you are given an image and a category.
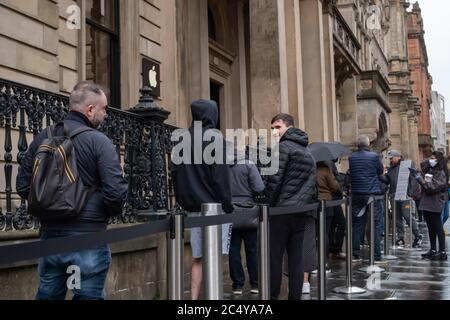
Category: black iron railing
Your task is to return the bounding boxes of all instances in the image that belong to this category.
[0,79,177,231]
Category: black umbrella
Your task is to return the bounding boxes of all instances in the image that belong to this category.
[309,142,351,163]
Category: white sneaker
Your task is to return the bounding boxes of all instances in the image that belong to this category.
[311,268,331,274]
[302,282,311,294]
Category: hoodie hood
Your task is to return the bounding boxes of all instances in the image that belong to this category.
[226,147,247,167]
[190,99,219,129]
[280,128,309,147]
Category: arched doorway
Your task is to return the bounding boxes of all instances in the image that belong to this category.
[207,0,250,130]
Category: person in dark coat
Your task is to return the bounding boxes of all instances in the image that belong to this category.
[171,99,233,300]
[16,82,128,300]
[385,149,422,247]
[413,151,448,260]
[265,113,317,300]
[348,135,385,262]
[326,159,346,259]
[227,146,265,295]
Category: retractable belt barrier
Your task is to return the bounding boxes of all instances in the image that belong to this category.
[0,198,351,301]
[0,201,334,266]
[0,219,171,266]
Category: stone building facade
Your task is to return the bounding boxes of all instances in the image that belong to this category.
[0,0,433,299]
[431,91,446,154]
[407,1,433,161]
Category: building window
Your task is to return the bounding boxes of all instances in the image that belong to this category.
[208,6,217,41]
[86,0,120,107]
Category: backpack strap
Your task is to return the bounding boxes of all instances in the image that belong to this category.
[46,125,56,139]
[68,126,96,139]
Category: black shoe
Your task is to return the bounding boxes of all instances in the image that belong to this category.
[430,251,442,261]
[440,252,448,261]
[421,250,436,259]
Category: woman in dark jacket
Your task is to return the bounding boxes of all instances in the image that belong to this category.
[415,151,448,260]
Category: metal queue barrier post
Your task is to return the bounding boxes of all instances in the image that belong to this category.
[258,205,270,300]
[167,211,185,300]
[202,203,223,300]
[383,193,398,260]
[391,197,399,249]
[399,199,418,251]
[334,196,366,294]
[359,197,385,273]
[317,200,327,300]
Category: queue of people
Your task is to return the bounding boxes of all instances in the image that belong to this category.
[20,86,448,300]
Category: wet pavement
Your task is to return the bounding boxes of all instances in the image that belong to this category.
[222,220,450,300]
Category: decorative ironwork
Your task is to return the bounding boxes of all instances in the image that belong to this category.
[0,78,175,232]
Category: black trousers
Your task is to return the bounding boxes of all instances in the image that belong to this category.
[423,210,446,252]
[329,205,345,254]
[270,214,306,300]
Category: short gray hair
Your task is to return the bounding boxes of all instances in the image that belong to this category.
[69,82,104,111]
[357,135,370,148]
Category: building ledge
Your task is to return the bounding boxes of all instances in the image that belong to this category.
[357,70,392,113]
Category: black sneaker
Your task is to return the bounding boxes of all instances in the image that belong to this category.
[430,251,442,261]
[396,239,405,247]
[440,252,448,261]
[421,250,436,259]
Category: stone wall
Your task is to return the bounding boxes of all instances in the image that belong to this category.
[0,230,196,300]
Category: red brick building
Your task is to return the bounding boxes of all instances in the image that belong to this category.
[407,2,433,160]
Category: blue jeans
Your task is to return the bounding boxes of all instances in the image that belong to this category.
[229,228,258,290]
[442,202,449,225]
[35,231,111,300]
[352,196,384,259]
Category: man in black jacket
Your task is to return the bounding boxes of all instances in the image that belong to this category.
[16,82,128,300]
[265,113,317,300]
[171,99,233,300]
[385,150,422,247]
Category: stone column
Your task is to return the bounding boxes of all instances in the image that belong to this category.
[120,0,140,107]
[322,1,338,141]
[338,78,358,148]
[299,0,329,142]
[400,111,410,159]
[248,0,288,130]
[175,0,209,127]
[408,111,420,166]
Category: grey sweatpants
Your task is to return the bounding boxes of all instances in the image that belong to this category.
[395,200,419,239]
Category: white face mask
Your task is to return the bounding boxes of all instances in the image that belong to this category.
[429,159,438,168]
[272,129,280,143]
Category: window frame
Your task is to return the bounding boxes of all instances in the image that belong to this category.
[85,0,121,108]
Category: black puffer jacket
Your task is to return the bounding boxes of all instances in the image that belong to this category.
[265,128,317,213]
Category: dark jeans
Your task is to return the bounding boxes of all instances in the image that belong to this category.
[229,228,258,290]
[424,211,446,252]
[270,215,305,300]
[352,195,384,259]
[329,205,346,254]
[36,231,111,300]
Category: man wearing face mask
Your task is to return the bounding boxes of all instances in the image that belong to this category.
[385,150,422,248]
[265,113,317,300]
[16,82,128,299]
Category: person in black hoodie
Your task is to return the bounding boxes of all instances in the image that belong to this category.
[265,113,317,300]
[171,99,233,300]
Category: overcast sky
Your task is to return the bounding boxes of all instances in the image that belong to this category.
[415,0,450,121]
